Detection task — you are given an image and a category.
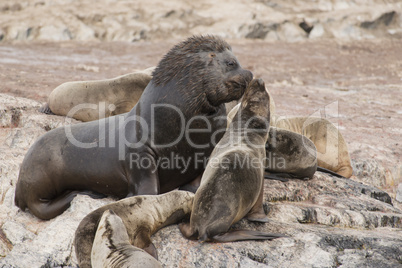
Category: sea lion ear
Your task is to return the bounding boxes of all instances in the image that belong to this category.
[208,52,216,58]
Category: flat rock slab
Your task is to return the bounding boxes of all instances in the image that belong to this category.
[0,93,401,267]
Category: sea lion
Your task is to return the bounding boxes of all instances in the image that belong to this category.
[228,103,351,179]
[14,35,253,220]
[274,116,353,178]
[179,78,284,242]
[39,67,155,122]
[75,191,194,268]
[91,210,162,268]
[264,127,317,181]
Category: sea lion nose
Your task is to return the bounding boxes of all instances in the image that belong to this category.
[244,70,253,85]
[255,78,265,88]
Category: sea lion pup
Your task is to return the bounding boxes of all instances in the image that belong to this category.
[15,35,253,220]
[75,191,194,268]
[264,127,318,181]
[91,210,162,268]
[179,78,284,242]
[39,67,155,122]
[228,101,351,179]
[275,116,353,178]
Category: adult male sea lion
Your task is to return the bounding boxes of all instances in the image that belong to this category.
[75,191,193,268]
[91,210,162,268]
[180,78,284,242]
[14,35,253,220]
[39,67,155,122]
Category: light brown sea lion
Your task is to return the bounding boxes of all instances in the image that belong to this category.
[91,209,162,268]
[14,35,253,220]
[179,78,285,242]
[75,191,194,268]
[39,67,155,122]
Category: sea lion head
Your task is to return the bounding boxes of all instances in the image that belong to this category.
[239,78,270,132]
[152,35,253,113]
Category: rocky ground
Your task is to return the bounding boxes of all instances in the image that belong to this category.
[0,0,402,267]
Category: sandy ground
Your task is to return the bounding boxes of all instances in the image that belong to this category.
[1,39,401,194]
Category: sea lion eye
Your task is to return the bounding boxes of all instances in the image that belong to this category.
[209,53,216,58]
[226,60,237,67]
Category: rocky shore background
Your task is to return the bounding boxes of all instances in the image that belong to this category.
[0,0,401,267]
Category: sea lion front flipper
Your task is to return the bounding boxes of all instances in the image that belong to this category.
[212,230,286,242]
[178,222,198,240]
[126,152,160,197]
[264,171,313,182]
[143,242,158,260]
[38,103,55,115]
[246,184,269,222]
[178,174,202,193]
[111,100,135,116]
[263,172,291,182]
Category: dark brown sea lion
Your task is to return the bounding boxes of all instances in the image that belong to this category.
[275,116,353,178]
[14,35,253,220]
[228,102,351,180]
[264,127,317,181]
[39,67,155,122]
[75,191,193,268]
[179,78,285,242]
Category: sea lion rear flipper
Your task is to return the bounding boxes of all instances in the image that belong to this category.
[212,230,286,242]
[38,103,55,115]
[32,190,80,220]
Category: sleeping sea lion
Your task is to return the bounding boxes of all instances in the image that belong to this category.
[39,67,155,122]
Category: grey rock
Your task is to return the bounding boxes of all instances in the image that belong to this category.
[352,159,387,190]
[360,11,398,29]
[0,0,401,42]
[396,183,402,203]
[247,23,278,39]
